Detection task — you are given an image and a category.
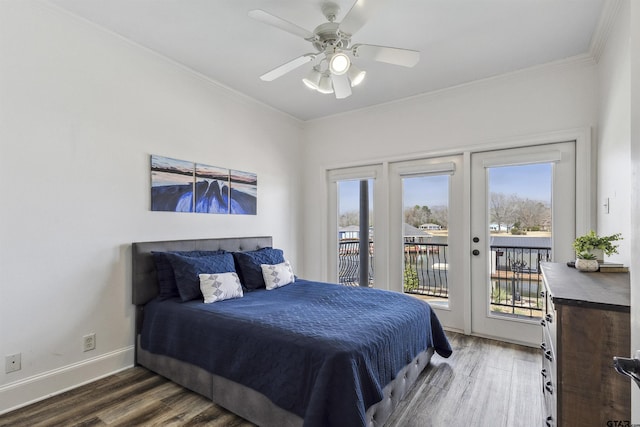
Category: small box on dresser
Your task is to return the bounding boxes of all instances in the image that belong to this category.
[540,262,631,427]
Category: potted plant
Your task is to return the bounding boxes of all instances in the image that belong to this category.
[574,251,599,272]
[572,230,622,263]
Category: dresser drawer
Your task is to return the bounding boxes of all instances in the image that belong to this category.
[540,309,557,355]
[541,288,557,358]
[541,346,556,422]
[540,286,557,426]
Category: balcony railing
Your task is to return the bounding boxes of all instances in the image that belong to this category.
[338,239,550,319]
[403,242,449,298]
[338,240,374,286]
[490,245,551,317]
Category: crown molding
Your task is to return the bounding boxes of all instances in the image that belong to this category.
[590,0,624,63]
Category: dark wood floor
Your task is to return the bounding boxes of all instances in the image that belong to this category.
[0,332,542,427]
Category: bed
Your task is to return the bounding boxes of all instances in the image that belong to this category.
[132,236,452,427]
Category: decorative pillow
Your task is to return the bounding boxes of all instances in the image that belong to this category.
[261,260,295,290]
[199,272,243,303]
[164,252,236,302]
[152,250,226,300]
[233,248,285,290]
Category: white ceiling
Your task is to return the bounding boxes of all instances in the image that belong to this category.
[48,0,607,121]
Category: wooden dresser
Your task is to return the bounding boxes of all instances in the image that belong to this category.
[540,262,630,427]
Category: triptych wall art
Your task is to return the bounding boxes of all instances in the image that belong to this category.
[150,155,257,215]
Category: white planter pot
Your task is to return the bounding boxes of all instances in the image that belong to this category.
[575,258,599,272]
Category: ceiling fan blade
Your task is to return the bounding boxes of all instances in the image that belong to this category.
[259,54,316,81]
[248,9,316,41]
[339,0,389,36]
[331,73,352,99]
[352,44,420,67]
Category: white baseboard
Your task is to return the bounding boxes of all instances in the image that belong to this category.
[0,346,135,415]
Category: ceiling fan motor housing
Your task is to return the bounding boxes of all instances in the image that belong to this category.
[312,22,351,51]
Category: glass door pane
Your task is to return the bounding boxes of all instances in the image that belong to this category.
[402,175,450,307]
[337,179,374,287]
[487,164,552,319]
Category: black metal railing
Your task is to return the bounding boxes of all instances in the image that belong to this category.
[338,240,374,286]
[338,240,550,318]
[403,242,449,298]
[490,245,551,317]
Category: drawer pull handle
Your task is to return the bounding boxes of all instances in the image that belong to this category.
[545,313,553,323]
[541,368,547,378]
[546,415,554,427]
[540,342,547,351]
[545,380,553,395]
[540,319,546,327]
[544,350,553,362]
[540,290,546,298]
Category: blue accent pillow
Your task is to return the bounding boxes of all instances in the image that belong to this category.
[152,250,226,300]
[162,252,235,302]
[233,248,285,291]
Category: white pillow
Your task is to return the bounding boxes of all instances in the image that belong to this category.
[261,260,295,290]
[199,272,243,303]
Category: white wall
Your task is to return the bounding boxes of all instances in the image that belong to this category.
[596,1,639,418]
[0,0,303,412]
[596,0,631,267]
[302,59,599,280]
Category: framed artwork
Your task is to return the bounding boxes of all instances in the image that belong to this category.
[195,163,229,214]
[230,169,257,215]
[150,155,257,215]
[151,155,194,212]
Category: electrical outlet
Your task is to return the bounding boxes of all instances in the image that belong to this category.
[83,333,96,352]
[5,353,21,373]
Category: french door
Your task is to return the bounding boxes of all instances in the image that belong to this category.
[470,142,576,345]
[389,156,465,332]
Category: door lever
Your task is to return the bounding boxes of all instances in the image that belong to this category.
[613,350,640,389]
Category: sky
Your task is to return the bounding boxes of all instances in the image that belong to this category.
[338,163,552,214]
[489,163,552,203]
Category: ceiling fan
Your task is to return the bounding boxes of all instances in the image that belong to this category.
[248,0,420,99]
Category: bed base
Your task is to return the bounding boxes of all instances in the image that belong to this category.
[132,237,434,427]
[137,337,433,427]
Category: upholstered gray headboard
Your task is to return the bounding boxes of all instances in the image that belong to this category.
[132,236,273,306]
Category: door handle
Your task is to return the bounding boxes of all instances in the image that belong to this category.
[472,249,480,256]
[613,350,640,389]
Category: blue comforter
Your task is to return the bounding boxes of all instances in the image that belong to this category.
[140,280,452,427]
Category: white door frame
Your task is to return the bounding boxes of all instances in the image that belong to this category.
[470,141,576,346]
[389,155,465,332]
[461,128,593,340]
[327,164,387,287]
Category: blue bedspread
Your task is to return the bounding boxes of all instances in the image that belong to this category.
[140,280,451,427]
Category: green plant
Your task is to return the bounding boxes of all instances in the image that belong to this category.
[576,251,597,260]
[403,267,419,292]
[572,230,622,256]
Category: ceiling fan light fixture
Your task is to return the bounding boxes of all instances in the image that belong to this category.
[347,64,366,87]
[317,74,334,94]
[302,67,322,90]
[328,52,350,75]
